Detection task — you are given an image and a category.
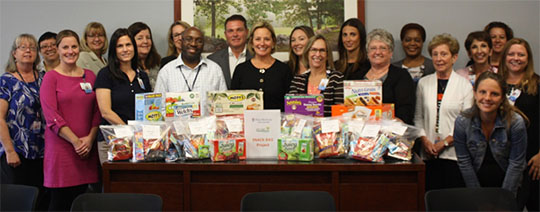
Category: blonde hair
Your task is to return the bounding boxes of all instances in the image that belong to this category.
[247,21,277,55]
[167,20,191,57]
[5,34,40,73]
[428,33,459,56]
[80,22,108,55]
[301,34,335,71]
[498,38,538,95]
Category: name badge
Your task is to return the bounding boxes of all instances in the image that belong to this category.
[80,82,92,94]
[318,78,329,91]
[507,88,521,106]
[137,77,145,90]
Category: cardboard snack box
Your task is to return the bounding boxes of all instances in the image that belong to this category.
[331,104,394,121]
[207,90,263,116]
[135,93,165,121]
[284,94,324,117]
[165,92,201,120]
[344,80,382,106]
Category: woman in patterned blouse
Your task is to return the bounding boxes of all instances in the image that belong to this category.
[0,34,47,210]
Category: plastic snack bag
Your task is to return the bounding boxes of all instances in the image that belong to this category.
[166,120,188,162]
[212,115,246,160]
[348,120,388,162]
[383,121,421,161]
[312,116,348,158]
[278,114,314,161]
[130,121,170,162]
[183,116,215,160]
[99,125,134,161]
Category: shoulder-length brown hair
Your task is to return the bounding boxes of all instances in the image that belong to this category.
[301,34,335,71]
[335,18,367,74]
[128,22,161,70]
[498,38,538,96]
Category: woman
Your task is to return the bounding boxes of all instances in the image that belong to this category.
[37,32,60,72]
[499,38,539,210]
[335,18,369,79]
[392,23,435,82]
[456,31,497,85]
[289,35,344,117]
[40,30,101,211]
[160,20,191,68]
[0,34,47,210]
[77,22,108,75]
[484,21,513,70]
[415,33,474,191]
[354,28,415,124]
[128,22,161,89]
[95,28,151,164]
[231,21,293,111]
[454,71,527,196]
[287,25,315,76]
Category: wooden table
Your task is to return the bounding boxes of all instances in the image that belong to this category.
[103,156,425,211]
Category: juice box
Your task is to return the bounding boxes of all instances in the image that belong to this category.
[207,90,263,116]
[284,94,324,117]
[210,138,246,161]
[344,80,382,106]
[135,93,164,121]
[277,138,313,161]
[165,92,201,120]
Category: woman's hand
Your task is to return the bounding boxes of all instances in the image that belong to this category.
[73,139,90,158]
[528,153,540,180]
[6,150,21,167]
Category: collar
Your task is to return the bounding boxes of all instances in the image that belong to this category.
[472,113,506,130]
[175,54,207,70]
[228,46,247,57]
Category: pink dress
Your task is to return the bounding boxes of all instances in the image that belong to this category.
[40,69,101,188]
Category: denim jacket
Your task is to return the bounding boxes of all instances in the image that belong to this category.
[453,110,527,194]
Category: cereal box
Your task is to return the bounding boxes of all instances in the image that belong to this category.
[284,94,324,117]
[135,93,165,121]
[344,80,382,106]
[165,92,201,120]
[207,90,263,116]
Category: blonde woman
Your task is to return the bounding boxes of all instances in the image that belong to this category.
[77,22,108,75]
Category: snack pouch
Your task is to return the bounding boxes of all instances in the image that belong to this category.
[129,121,169,162]
[214,115,246,160]
[348,120,388,162]
[99,125,134,161]
[278,114,314,161]
[383,120,421,161]
[183,116,215,160]
[312,116,348,158]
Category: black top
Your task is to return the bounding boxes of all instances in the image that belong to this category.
[509,81,540,160]
[477,141,505,187]
[231,59,293,111]
[349,64,416,125]
[289,70,344,117]
[342,61,370,80]
[94,66,152,140]
[160,55,177,69]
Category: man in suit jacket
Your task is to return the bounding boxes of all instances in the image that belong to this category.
[208,14,253,89]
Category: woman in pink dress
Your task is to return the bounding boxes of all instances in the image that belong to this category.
[40,29,101,211]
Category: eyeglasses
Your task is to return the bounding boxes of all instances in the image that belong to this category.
[40,44,56,50]
[183,37,203,44]
[17,45,37,52]
[368,46,389,52]
[309,48,327,54]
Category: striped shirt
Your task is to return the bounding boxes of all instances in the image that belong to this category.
[289,70,344,116]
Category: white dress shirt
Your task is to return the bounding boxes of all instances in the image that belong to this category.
[228,47,247,77]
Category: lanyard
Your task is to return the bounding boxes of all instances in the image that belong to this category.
[16,70,38,85]
[178,65,201,92]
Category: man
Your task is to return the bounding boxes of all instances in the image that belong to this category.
[155,27,227,115]
[37,32,60,72]
[208,14,253,89]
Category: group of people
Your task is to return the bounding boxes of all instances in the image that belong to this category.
[0,14,538,211]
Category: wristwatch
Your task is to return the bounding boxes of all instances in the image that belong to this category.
[443,140,449,147]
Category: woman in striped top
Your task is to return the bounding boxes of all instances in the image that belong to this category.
[289,34,344,116]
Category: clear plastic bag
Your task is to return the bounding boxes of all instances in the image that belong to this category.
[99,125,134,162]
[182,116,215,160]
[210,115,246,161]
[312,116,348,158]
[129,121,170,162]
[278,113,314,161]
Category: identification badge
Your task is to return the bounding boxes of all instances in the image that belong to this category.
[468,74,476,86]
[507,88,521,106]
[318,78,329,91]
[80,82,92,94]
[137,77,145,90]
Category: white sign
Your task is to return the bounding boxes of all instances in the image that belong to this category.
[244,110,281,160]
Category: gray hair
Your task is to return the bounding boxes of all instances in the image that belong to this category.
[366,28,395,52]
[5,34,40,73]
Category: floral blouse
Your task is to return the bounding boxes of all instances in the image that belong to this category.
[0,72,45,159]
